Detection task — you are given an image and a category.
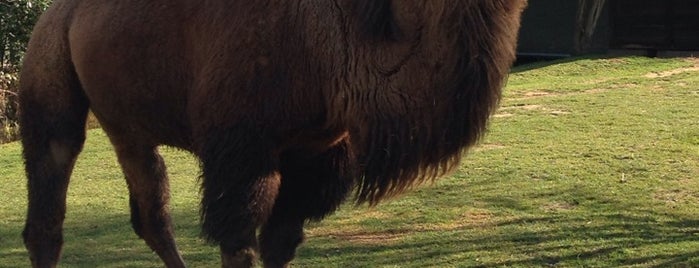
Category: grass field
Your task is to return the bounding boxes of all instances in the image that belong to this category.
[1,56,698,267]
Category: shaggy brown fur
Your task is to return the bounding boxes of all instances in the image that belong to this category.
[19,0,527,267]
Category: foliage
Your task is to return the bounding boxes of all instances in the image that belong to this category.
[1,57,698,267]
[1,0,51,66]
[0,0,51,142]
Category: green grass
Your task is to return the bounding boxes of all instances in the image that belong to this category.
[1,56,698,267]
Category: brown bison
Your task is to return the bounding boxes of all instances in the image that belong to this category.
[19,0,527,267]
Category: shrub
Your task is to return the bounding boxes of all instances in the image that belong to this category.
[1,67,19,143]
[1,0,51,142]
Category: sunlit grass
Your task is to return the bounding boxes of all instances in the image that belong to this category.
[1,56,697,267]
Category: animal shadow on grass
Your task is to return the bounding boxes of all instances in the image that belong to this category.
[487,212,699,267]
[298,195,699,267]
[0,209,216,267]
[3,198,699,267]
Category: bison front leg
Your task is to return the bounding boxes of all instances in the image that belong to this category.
[259,142,356,268]
[110,142,185,267]
[258,213,304,268]
[199,128,282,268]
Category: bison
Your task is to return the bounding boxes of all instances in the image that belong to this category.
[19,0,527,267]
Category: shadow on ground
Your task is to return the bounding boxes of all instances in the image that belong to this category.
[2,195,699,267]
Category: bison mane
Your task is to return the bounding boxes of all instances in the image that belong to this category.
[349,0,525,205]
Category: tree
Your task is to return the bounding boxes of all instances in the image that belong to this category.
[574,0,607,54]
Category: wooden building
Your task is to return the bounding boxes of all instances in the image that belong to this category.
[517,0,699,58]
[611,0,699,51]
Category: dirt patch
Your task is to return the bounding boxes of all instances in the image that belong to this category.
[645,59,699,78]
[330,210,390,226]
[583,88,609,94]
[493,113,514,118]
[458,210,497,227]
[541,201,578,212]
[319,230,407,245]
[409,210,497,232]
[499,104,542,111]
[474,143,507,152]
[305,210,398,245]
[523,91,552,98]
[549,110,570,116]
[644,67,699,78]
[497,104,570,116]
[306,210,497,245]
[654,187,699,206]
[508,91,565,102]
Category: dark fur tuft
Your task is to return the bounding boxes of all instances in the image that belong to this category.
[198,124,280,244]
[277,140,357,221]
[353,0,402,40]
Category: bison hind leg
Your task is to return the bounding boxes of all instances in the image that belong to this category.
[19,50,89,267]
[20,104,87,267]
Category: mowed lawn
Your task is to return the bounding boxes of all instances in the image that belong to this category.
[1,56,698,267]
